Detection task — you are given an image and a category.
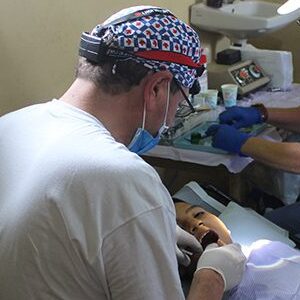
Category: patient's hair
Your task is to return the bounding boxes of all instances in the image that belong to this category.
[76,57,179,95]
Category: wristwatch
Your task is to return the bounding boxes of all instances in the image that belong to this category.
[252,103,268,122]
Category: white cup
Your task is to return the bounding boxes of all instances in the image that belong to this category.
[193,92,206,107]
[205,89,218,109]
[221,84,238,108]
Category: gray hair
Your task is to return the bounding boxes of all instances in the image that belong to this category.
[75,57,179,95]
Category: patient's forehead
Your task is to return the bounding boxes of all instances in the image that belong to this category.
[182,204,210,217]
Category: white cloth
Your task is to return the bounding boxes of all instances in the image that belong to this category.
[225,240,300,300]
[0,100,184,300]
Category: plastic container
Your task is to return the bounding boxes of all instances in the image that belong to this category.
[199,49,208,93]
[205,89,218,109]
[192,49,208,106]
[221,84,238,107]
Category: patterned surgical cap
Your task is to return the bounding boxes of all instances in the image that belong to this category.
[91,6,202,88]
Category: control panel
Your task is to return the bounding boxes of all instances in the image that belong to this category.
[207,60,270,95]
[229,60,270,94]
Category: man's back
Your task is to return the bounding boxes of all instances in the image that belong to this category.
[0,100,183,300]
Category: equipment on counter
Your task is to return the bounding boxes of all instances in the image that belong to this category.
[238,46,294,92]
[207,59,270,96]
[171,121,268,154]
[160,105,269,154]
[190,0,296,94]
[159,104,222,145]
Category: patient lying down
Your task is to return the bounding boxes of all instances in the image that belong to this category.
[175,201,300,300]
[175,201,232,248]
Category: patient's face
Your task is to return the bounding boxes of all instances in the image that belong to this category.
[175,202,232,246]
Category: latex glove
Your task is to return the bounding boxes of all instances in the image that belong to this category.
[195,243,246,292]
[219,106,263,129]
[206,124,250,155]
[176,225,203,266]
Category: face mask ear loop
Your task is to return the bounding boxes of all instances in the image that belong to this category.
[141,101,147,130]
[162,81,170,128]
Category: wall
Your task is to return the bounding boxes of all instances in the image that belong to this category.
[0,0,194,115]
[1,0,299,116]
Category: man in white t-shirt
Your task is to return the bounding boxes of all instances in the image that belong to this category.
[0,6,246,300]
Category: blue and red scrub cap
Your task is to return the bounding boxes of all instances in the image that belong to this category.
[89,6,202,88]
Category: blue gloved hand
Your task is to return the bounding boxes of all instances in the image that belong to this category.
[206,124,251,155]
[219,106,263,129]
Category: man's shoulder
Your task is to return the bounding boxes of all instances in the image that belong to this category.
[0,102,48,121]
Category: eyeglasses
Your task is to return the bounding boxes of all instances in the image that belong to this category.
[175,81,196,113]
[173,66,206,113]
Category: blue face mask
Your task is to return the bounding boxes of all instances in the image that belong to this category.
[128,83,170,155]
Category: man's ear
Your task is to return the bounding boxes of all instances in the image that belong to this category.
[143,71,173,111]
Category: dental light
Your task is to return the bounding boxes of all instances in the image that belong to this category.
[278,0,300,15]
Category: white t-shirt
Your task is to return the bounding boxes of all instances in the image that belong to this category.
[0,100,184,300]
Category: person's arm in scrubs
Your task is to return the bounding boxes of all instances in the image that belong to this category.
[206,105,300,173]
